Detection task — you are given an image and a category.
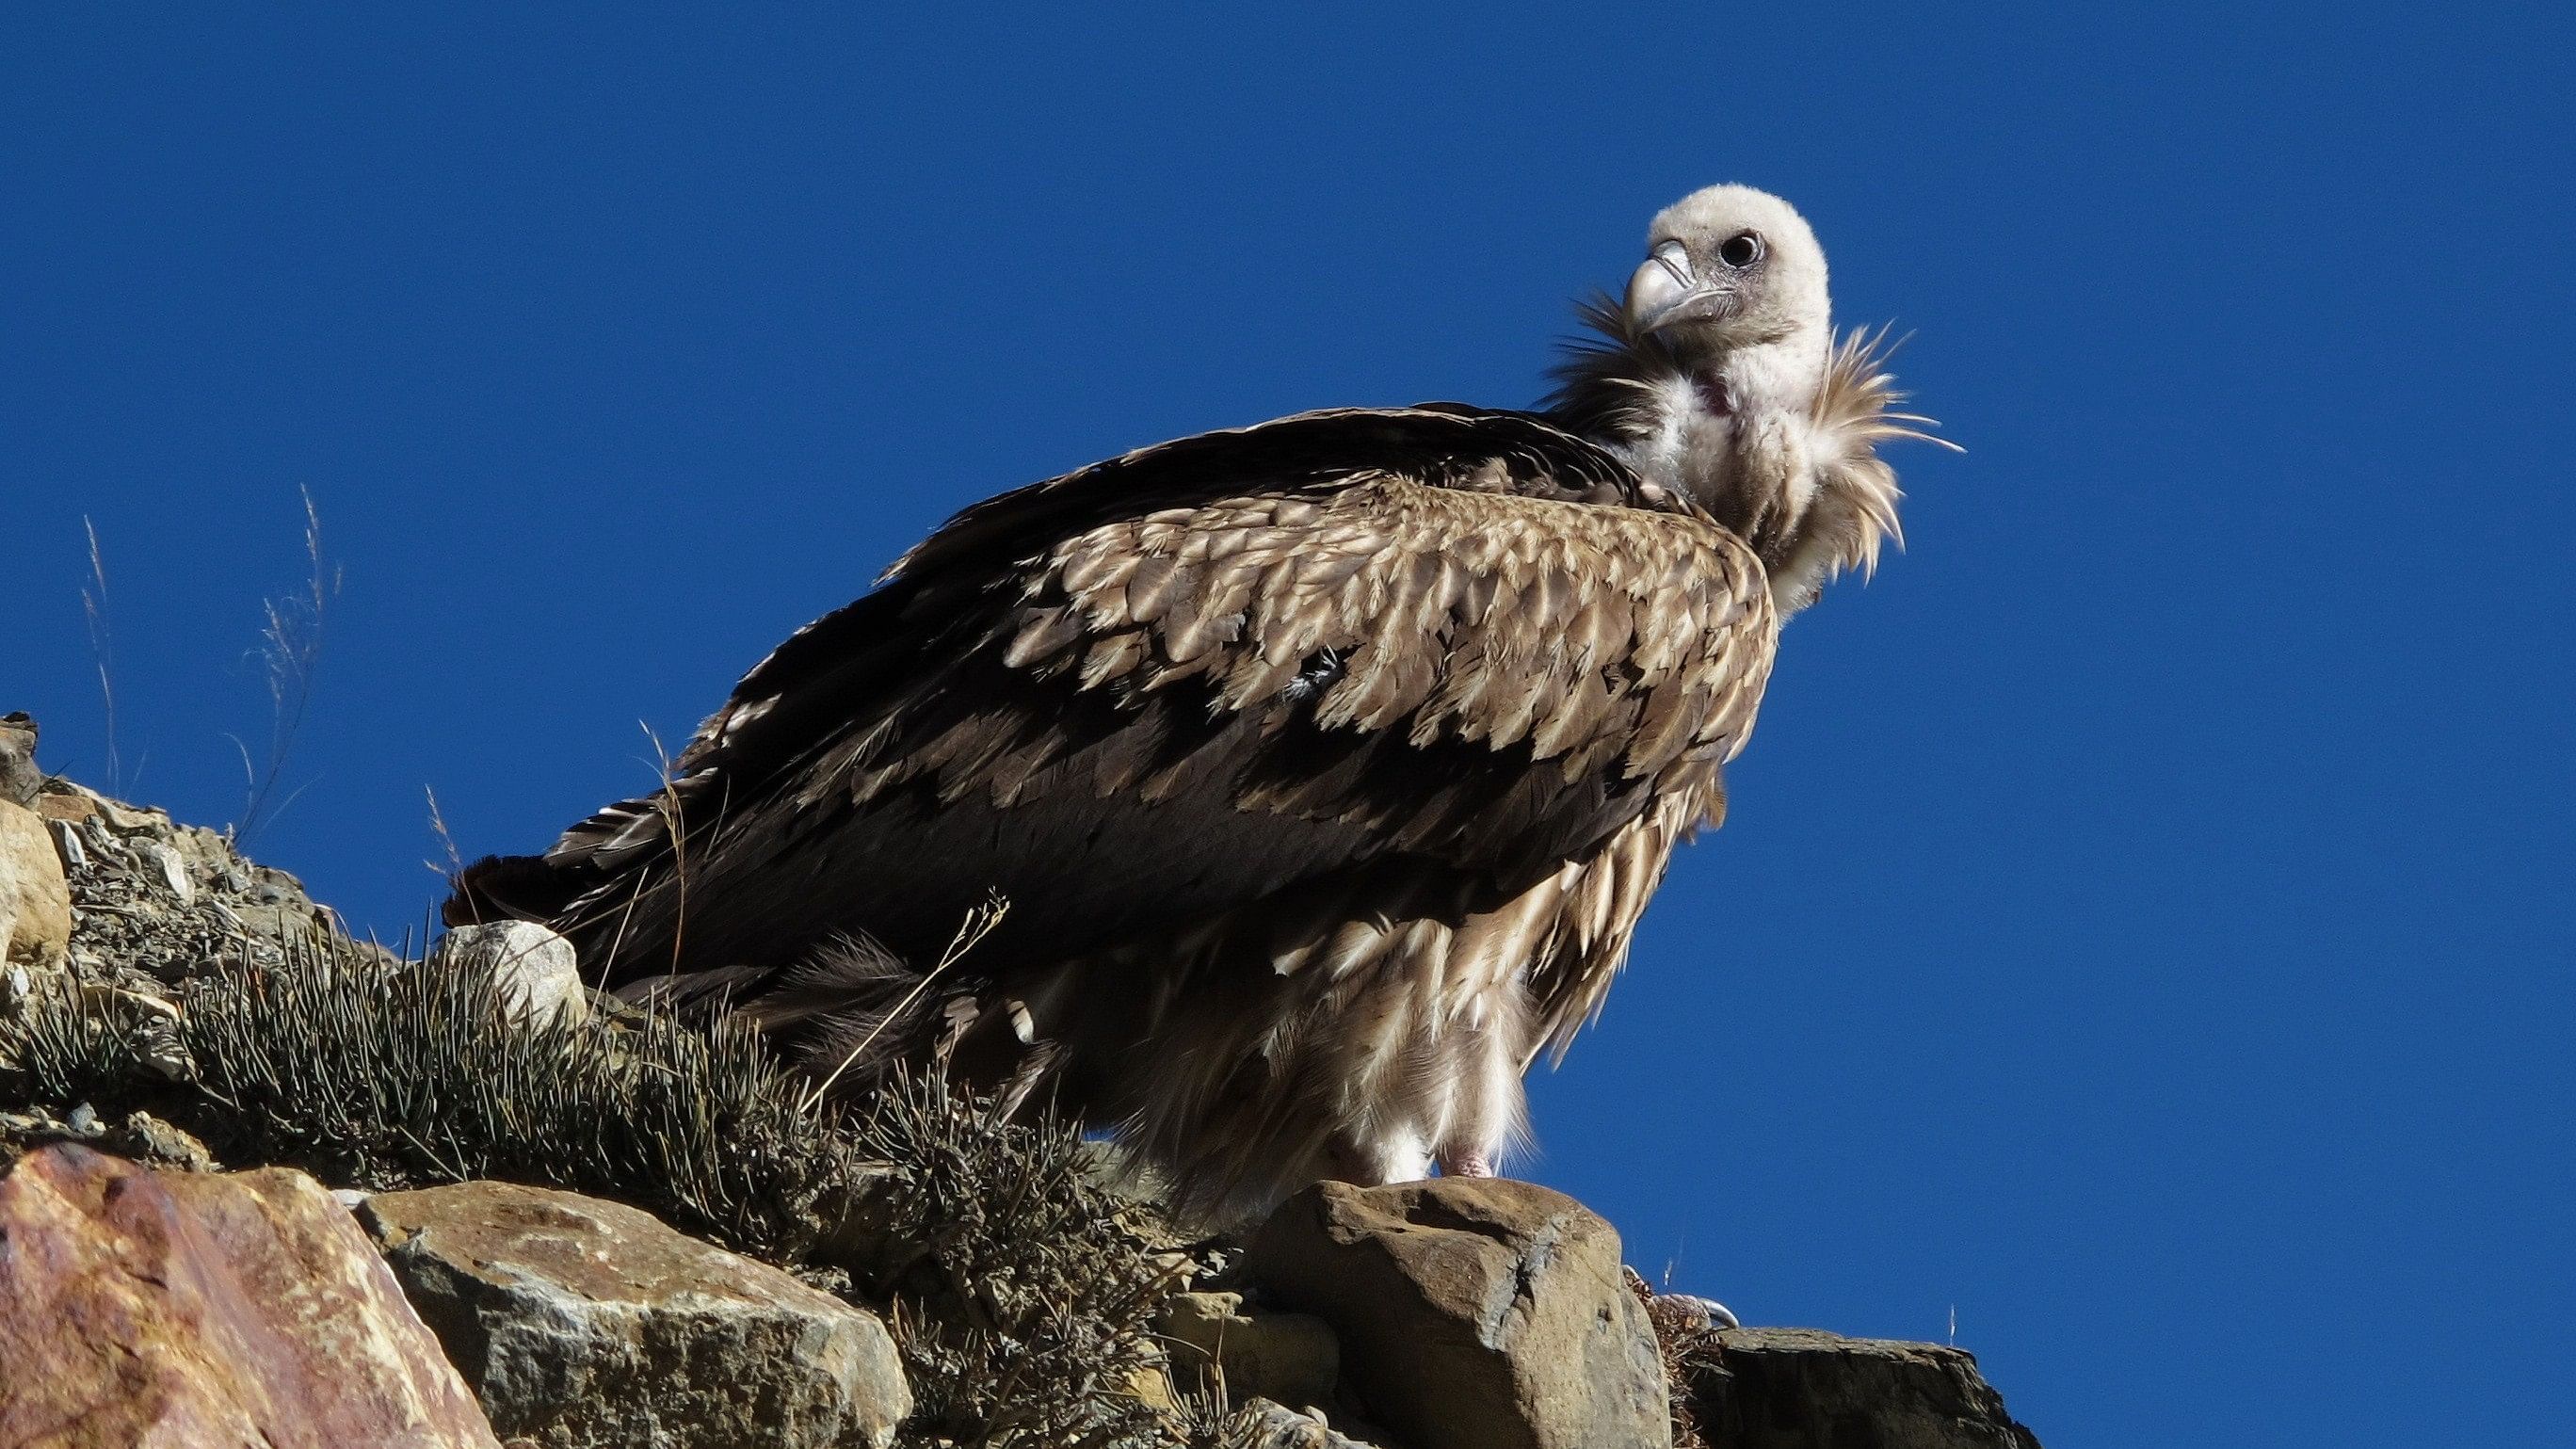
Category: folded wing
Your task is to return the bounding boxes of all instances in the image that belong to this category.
[447,406,1777,1024]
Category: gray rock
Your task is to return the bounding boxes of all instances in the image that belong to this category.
[1675,1327,2041,1449]
[106,1109,217,1171]
[76,813,123,865]
[1156,1289,1339,1415]
[228,900,333,947]
[1248,1178,1669,1449]
[46,815,86,872]
[431,920,588,1026]
[38,776,391,989]
[139,839,196,905]
[362,1180,910,1449]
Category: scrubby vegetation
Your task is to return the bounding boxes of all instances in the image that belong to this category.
[0,935,1229,1448]
[866,1064,1183,1447]
[3,936,863,1256]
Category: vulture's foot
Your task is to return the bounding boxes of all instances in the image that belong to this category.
[1666,1293,1741,1329]
[1437,1149,1496,1179]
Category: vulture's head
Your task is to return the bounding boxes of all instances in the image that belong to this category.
[1622,183,1832,382]
[1552,184,1950,616]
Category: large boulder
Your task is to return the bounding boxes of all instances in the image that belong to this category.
[362,1180,911,1449]
[1248,1177,1669,1449]
[1674,1327,2041,1449]
[0,1143,500,1448]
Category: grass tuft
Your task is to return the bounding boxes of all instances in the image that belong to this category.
[858,1066,1181,1447]
[1,933,869,1260]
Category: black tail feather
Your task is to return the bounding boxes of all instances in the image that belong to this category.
[443,852,595,928]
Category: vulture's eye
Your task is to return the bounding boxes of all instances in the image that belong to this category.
[1717,232,1764,269]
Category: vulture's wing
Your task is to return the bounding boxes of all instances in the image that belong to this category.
[449,407,1776,1006]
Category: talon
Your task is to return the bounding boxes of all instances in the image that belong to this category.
[1669,1293,1739,1329]
[1437,1150,1495,1179]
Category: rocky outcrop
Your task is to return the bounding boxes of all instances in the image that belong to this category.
[0,1143,500,1448]
[1248,1177,1670,1449]
[0,733,2050,1449]
[32,771,382,995]
[362,1180,912,1449]
[0,714,40,805]
[1671,1328,2040,1449]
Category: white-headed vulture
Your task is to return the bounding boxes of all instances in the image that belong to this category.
[447,185,1951,1220]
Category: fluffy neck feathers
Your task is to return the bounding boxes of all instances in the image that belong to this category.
[1545,299,1944,615]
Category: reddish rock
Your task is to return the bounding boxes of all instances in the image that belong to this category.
[0,1144,500,1449]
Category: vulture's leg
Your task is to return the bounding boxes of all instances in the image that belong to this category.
[1321,1133,1432,1188]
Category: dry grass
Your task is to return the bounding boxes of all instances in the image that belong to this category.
[231,486,341,844]
[79,517,127,794]
[0,933,868,1260]
[856,1062,1185,1448]
[1630,1268,1718,1449]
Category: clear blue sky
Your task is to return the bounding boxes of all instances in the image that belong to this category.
[7,7,2568,1442]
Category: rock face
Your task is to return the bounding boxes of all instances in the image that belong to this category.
[33,772,380,993]
[0,1143,501,1448]
[1,797,72,969]
[1248,1178,1669,1449]
[1676,1328,2040,1449]
[362,1180,911,1449]
[429,920,588,1026]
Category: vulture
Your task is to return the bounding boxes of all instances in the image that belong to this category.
[448,184,1949,1220]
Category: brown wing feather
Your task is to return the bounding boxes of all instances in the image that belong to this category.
[447,407,1776,1027]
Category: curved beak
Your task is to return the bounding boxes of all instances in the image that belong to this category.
[1624,243,1734,336]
